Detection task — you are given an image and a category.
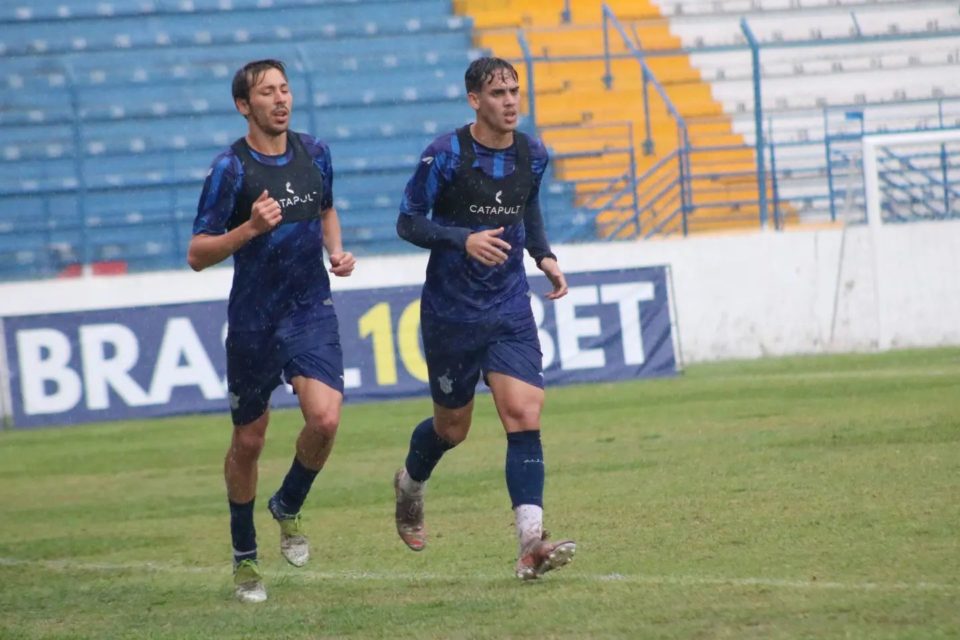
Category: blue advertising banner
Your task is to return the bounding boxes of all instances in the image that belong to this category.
[2,266,676,428]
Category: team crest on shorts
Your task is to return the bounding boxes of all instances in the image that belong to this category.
[437,373,453,395]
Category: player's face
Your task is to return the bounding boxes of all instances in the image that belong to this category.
[469,70,520,135]
[237,67,292,137]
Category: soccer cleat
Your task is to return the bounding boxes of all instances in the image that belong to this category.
[233,559,267,603]
[514,531,577,581]
[393,468,426,551]
[268,493,310,567]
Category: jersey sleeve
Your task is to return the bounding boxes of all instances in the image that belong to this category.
[399,135,453,218]
[397,135,471,250]
[193,151,241,236]
[523,135,554,261]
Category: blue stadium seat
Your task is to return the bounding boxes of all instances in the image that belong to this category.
[1,0,450,24]
[0,13,471,57]
[2,48,484,90]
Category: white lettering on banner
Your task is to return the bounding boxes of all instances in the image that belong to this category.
[600,282,655,365]
[79,324,151,409]
[554,286,605,370]
[529,294,555,369]
[17,329,82,415]
[148,317,225,403]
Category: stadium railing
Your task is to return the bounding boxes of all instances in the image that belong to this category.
[506,0,960,237]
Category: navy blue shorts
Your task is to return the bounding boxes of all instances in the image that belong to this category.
[226,315,343,426]
[421,306,543,409]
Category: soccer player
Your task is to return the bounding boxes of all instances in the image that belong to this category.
[392,56,576,580]
[188,59,355,603]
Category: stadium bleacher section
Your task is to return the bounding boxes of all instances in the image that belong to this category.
[459,0,960,234]
[2,0,959,279]
[0,0,584,280]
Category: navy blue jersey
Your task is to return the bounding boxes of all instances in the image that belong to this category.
[399,129,551,320]
[194,132,335,331]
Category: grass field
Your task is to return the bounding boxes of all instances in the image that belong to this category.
[1,347,958,639]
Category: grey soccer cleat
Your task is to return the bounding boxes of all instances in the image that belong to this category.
[393,468,427,551]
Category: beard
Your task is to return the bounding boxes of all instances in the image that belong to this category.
[251,110,289,137]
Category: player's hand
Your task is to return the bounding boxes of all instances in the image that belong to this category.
[465,227,511,266]
[329,251,356,277]
[538,257,568,300]
[249,189,282,235]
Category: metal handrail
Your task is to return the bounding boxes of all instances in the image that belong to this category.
[600,3,688,155]
[741,18,769,229]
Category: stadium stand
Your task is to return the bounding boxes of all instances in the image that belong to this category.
[454,0,960,234]
[0,0,585,280]
[3,0,958,280]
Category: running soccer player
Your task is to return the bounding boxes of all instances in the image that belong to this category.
[188,59,355,603]
[391,56,576,580]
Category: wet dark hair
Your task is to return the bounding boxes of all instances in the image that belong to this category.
[464,56,519,94]
[231,59,287,102]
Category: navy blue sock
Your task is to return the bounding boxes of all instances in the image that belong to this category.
[505,430,545,508]
[229,498,257,565]
[276,456,320,515]
[405,417,456,482]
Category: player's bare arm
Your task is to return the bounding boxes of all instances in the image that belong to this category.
[320,207,355,277]
[537,256,568,300]
[465,226,512,266]
[188,189,282,271]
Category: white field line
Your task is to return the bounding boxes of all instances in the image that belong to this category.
[694,366,960,383]
[0,557,955,593]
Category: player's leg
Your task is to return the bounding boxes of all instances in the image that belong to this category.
[486,311,576,580]
[227,412,270,603]
[394,400,472,551]
[268,330,345,567]
[224,330,280,602]
[394,312,483,551]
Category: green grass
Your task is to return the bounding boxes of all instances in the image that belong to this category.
[1,348,959,639]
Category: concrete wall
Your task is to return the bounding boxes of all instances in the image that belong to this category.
[2,219,958,365]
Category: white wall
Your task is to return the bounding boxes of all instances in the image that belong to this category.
[1,219,959,366]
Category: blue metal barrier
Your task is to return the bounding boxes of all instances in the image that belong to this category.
[740,18,769,229]
[516,29,538,135]
[601,3,688,158]
[824,99,960,222]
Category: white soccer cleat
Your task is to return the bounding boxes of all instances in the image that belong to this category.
[269,493,310,567]
[279,521,310,567]
[233,559,267,603]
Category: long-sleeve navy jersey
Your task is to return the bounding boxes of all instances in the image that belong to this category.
[398,128,553,320]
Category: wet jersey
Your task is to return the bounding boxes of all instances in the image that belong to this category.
[193,131,335,331]
[398,126,552,320]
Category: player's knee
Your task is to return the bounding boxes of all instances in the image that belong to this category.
[305,409,340,439]
[231,429,266,460]
[500,402,542,430]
